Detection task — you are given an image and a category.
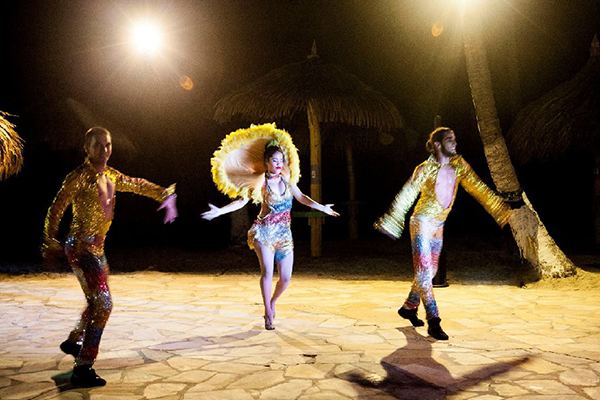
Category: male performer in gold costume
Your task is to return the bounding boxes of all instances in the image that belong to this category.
[42,127,177,387]
[375,127,510,340]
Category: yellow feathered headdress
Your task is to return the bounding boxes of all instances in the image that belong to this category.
[211,123,300,204]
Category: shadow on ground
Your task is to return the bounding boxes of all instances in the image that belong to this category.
[344,326,528,399]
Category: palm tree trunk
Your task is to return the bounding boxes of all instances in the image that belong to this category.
[307,101,322,257]
[462,14,576,278]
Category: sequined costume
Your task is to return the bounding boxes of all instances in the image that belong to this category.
[43,160,175,366]
[375,155,510,319]
[248,175,294,261]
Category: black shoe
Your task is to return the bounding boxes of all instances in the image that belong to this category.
[427,317,449,340]
[60,340,81,357]
[71,365,106,388]
[398,307,425,327]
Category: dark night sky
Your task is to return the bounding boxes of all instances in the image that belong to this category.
[1,1,599,261]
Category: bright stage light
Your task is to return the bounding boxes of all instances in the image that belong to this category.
[130,19,163,56]
[457,0,483,18]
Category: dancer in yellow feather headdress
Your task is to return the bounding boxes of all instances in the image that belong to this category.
[0,111,24,180]
[203,123,339,330]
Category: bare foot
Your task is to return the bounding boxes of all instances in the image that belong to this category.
[263,314,275,330]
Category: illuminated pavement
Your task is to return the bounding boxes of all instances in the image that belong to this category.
[1,272,599,399]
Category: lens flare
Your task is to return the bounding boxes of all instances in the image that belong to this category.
[179,75,194,91]
[431,22,444,37]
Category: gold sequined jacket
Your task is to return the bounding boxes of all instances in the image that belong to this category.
[375,155,510,239]
[43,160,175,253]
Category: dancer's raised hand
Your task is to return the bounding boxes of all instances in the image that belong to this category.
[322,204,340,217]
[201,203,222,220]
[158,194,178,224]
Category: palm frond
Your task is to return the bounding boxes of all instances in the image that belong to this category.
[0,112,24,180]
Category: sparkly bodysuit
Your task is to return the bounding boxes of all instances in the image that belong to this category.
[375,155,510,319]
[247,175,294,262]
[43,160,174,366]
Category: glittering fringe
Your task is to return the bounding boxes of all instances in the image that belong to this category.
[211,123,300,204]
[0,112,24,180]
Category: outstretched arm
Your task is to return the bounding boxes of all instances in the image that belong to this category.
[458,158,511,228]
[201,198,249,221]
[289,184,340,217]
[114,170,178,224]
[374,164,425,239]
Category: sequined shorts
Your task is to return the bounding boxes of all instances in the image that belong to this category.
[248,212,293,262]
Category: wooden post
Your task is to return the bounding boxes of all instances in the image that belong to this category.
[307,101,322,257]
[595,155,600,246]
[345,141,358,240]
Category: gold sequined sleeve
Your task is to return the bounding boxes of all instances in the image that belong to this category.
[374,165,426,239]
[458,158,511,227]
[113,169,176,203]
[43,171,77,248]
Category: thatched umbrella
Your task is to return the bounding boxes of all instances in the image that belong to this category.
[507,35,600,163]
[214,43,402,256]
[507,35,600,244]
[0,111,24,180]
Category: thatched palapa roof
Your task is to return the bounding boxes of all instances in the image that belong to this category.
[507,35,600,163]
[214,45,402,131]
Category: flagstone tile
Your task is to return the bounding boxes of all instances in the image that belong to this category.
[19,359,57,373]
[201,362,268,374]
[165,369,215,383]
[166,356,211,371]
[285,363,329,379]
[558,368,599,386]
[297,391,352,400]
[184,388,254,400]
[10,370,63,383]
[519,358,568,374]
[0,381,55,400]
[143,383,186,399]
[187,373,238,391]
[515,379,576,395]
[583,386,600,400]
[122,369,163,383]
[227,370,285,389]
[259,379,314,400]
[489,382,530,396]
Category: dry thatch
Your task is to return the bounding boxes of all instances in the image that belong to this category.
[507,36,600,163]
[0,112,24,180]
[214,48,402,131]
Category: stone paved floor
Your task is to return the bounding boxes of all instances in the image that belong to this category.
[1,272,600,400]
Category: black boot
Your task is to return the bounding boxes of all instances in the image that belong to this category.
[427,317,449,340]
[71,365,106,388]
[60,340,81,357]
[398,307,425,327]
